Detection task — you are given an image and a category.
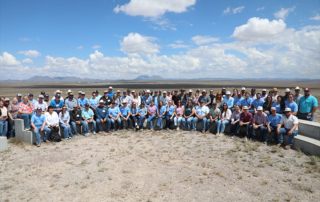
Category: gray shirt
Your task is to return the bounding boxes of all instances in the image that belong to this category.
[198,95,211,105]
[65,98,77,112]
[293,94,303,105]
[160,96,170,106]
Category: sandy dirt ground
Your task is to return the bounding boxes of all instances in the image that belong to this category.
[1,129,320,202]
[0,81,319,122]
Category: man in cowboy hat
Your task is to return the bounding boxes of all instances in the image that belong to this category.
[142,90,153,106]
[65,89,73,101]
[293,86,303,105]
[52,90,64,101]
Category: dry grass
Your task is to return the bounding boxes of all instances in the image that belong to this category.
[292,183,313,193]
[81,184,87,189]
[261,180,268,185]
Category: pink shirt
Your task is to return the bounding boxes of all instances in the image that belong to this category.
[175,105,184,115]
[147,105,158,116]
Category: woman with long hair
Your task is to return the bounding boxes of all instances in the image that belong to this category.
[272,95,286,115]
[232,88,238,99]
[263,95,273,116]
[130,101,139,131]
[132,92,141,108]
[156,101,166,130]
[8,98,19,138]
[59,106,72,140]
[193,91,200,106]
[18,95,35,130]
[174,100,185,130]
[45,106,59,142]
[216,103,231,136]
[215,92,223,108]
[147,100,157,130]
[182,100,195,131]
[138,102,147,130]
[0,100,8,137]
[230,105,241,138]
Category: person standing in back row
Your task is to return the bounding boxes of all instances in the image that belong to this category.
[293,86,303,105]
[298,88,318,121]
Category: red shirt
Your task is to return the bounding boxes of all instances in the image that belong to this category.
[240,112,253,122]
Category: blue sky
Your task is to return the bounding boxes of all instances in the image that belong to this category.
[1,0,319,80]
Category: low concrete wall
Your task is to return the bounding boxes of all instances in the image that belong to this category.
[0,137,8,152]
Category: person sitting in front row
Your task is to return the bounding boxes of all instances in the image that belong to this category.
[45,106,59,139]
[59,106,73,140]
[276,108,298,150]
[108,101,121,131]
[18,95,35,130]
[166,101,175,130]
[156,101,166,131]
[138,102,147,130]
[252,106,268,143]
[95,100,110,133]
[239,106,253,141]
[174,100,184,130]
[216,103,231,136]
[82,103,96,135]
[182,100,195,131]
[31,107,51,147]
[193,100,209,133]
[120,101,131,130]
[266,107,282,144]
[130,101,139,131]
[70,104,86,136]
[230,105,241,139]
[147,100,157,130]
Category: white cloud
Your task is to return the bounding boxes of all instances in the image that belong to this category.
[233,6,245,14]
[274,6,296,19]
[168,44,189,49]
[310,14,320,21]
[231,17,286,41]
[92,45,101,49]
[120,32,160,54]
[175,40,184,44]
[17,50,41,57]
[190,24,193,26]
[113,0,196,18]
[19,38,31,41]
[223,7,230,15]
[191,35,219,45]
[170,27,177,31]
[22,58,33,64]
[256,7,265,11]
[77,46,83,49]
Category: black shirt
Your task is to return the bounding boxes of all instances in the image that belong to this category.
[99,96,113,107]
[209,94,216,104]
[70,109,82,122]
[172,94,182,105]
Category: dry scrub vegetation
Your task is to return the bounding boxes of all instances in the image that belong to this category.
[1,129,319,201]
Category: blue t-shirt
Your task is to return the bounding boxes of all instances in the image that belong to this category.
[285,101,298,112]
[108,92,114,98]
[268,114,282,127]
[89,97,99,108]
[167,105,175,116]
[159,106,166,115]
[50,99,64,109]
[252,99,265,109]
[130,107,138,115]
[81,108,94,119]
[234,97,244,106]
[241,98,252,107]
[299,95,318,113]
[78,98,89,108]
[120,106,130,116]
[138,107,147,116]
[272,102,284,113]
[109,106,120,117]
[222,97,234,108]
[31,114,46,127]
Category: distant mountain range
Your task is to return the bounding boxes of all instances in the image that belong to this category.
[134,75,164,81]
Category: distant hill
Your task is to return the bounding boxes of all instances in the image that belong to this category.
[26,76,102,82]
[134,75,164,81]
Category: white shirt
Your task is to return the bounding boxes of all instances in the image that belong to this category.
[195,105,209,117]
[250,94,257,101]
[132,96,141,108]
[0,107,7,117]
[219,109,232,120]
[280,114,298,130]
[51,96,64,101]
[45,111,59,127]
[34,101,48,112]
[261,94,268,100]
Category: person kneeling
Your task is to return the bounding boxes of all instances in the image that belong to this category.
[276,108,298,150]
[31,107,51,147]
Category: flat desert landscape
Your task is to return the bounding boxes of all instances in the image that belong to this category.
[0,81,320,202]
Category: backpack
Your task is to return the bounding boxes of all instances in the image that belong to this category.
[49,127,61,142]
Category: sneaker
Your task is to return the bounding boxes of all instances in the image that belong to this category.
[245,137,248,141]
[167,128,169,130]
[65,138,68,140]
[216,132,220,136]
[191,130,196,132]
[220,133,225,136]
[285,145,291,150]
[136,125,139,129]
[141,129,143,131]
[177,127,180,131]
[263,141,267,144]
[37,143,41,147]
[98,131,101,134]
[201,131,205,134]
[150,128,154,131]
[205,130,209,133]
[231,135,235,139]
[44,139,51,143]
[134,128,136,132]
[93,132,96,135]
[68,137,72,139]
[276,143,282,147]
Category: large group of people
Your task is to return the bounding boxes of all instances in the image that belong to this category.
[0,86,318,149]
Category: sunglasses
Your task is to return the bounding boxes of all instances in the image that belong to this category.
[277,98,281,100]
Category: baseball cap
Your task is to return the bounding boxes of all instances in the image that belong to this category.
[151,90,153,93]
[295,86,300,90]
[241,87,246,90]
[78,91,82,93]
[132,101,136,105]
[237,92,241,95]
[146,90,151,93]
[36,107,42,111]
[41,91,45,94]
[85,103,89,107]
[174,90,178,93]
[28,93,33,96]
[284,108,291,112]
[17,93,22,96]
[127,89,130,91]
[4,98,10,101]
[81,92,85,95]
[132,90,136,93]
[117,90,121,93]
[304,88,311,92]
[243,106,249,110]
[104,90,108,93]
[222,87,226,90]
[55,94,60,97]
[257,106,263,111]
[163,91,167,94]
[123,90,126,93]
[67,89,72,93]
[159,90,162,92]
[196,89,200,92]
[38,95,44,98]
[73,104,78,108]
[155,90,158,93]
[109,86,113,89]
[111,101,116,104]
[271,107,276,111]
[262,89,267,92]
[212,102,217,105]
[251,88,256,91]
[167,90,171,93]
[94,90,99,93]
[202,89,206,93]
[226,91,231,95]
[69,93,74,96]
[189,89,193,93]
[99,100,104,104]
[285,88,290,93]
[45,94,49,97]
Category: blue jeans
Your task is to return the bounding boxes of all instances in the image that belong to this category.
[216,120,230,133]
[298,113,314,121]
[230,122,240,135]
[33,125,51,143]
[252,125,268,141]
[110,117,121,130]
[241,124,253,139]
[278,128,298,146]
[182,117,194,130]
[206,118,219,132]
[139,116,146,129]
[19,112,34,129]
[0,120,8,137]
[130,115,139,127]
[267,126,279,143]
[120,117,132,129]
[193,117,207,131]
[59,123,72,138]
[96,118,110,132]
[70,121,86,134]
[157,116,166,129]
[86,119,96,132]
[147,114,157,129]
[8,118,15,138]
[249,109,255,114]
[166,115,174,129]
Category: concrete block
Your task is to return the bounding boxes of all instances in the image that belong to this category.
[22,130,34,144]
[283,134,320,156]
[0,137,8,152]
[298,120,320,140]
[15,119,24,140]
